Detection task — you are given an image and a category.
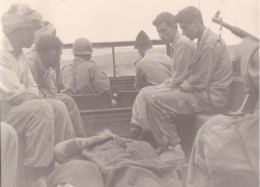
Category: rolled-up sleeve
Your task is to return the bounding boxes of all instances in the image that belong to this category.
[0,60,26,101]
[0,53,39,101]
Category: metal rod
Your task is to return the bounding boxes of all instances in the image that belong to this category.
[112,46,116,77]
[63,40,166,49]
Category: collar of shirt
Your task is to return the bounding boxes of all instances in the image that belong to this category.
[171,31,181,50]
[73,56,90,66]
[2,34,23,57]
[197,28,209,47]
[144,48,156,56]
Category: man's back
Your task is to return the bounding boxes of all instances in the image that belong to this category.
[135,49,172,89]
[61,57,110,95]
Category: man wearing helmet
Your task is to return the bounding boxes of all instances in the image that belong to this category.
[61,37,110,95]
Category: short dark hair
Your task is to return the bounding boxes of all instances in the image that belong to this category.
[176,6,204,24]
[153,12,177,28]
[36,35,63,54]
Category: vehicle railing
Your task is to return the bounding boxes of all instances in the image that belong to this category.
[57,40,170,92]
[62,40,171,78]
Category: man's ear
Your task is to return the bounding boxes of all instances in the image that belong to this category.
[193,19,201,27]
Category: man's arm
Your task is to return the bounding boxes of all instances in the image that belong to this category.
[91,65,111,94]
[170,40,195,88]
[0,60,39,105]
[181,43,221,91]
[54,130,117,164]
[9,93,38,105]
[134,65,145,90]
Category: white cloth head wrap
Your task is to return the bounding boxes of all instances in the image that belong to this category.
[1,4,42,34]
[34,22,56,40]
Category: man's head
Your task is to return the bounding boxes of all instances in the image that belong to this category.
[176,6,205,41]
[73,37,93,61]
[34,21,56,42]
[1,4,43,49]
[153,12,178,43]
[36,35,63,68]
[135,30,153,57]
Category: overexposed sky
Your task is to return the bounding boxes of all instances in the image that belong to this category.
[0,0,259,44]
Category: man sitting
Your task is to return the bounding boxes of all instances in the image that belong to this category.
[134,30,172,90]
[145,6,232,164]
[0,4,74,186]
[131,12,195,139]
[61,37,110,95]
[26,33,86,137]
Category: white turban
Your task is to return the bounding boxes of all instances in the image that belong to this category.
[1,4,42,34]
[34,22,56,39]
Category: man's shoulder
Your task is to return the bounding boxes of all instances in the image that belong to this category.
[176,35,195,48]
[204,29,227,47]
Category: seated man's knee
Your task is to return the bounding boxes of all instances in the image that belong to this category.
[30,100,54,117]
[59,94,75,107]
[146,94,158,109]
[48,99,68,113]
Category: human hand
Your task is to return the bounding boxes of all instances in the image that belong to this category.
[99,129,119,140]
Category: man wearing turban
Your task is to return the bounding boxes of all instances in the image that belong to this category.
[0,4,74,187]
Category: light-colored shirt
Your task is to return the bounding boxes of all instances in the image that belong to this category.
[61,57,110,95]
[0,35,39,112]
[135,48,172,90]
[170,32,195,87]
[186,29,233,110]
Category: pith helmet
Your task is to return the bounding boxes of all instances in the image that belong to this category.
[135,30,153,49]
[73,37,93,55]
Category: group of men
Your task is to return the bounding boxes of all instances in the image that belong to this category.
[132,7,232,163]
[131,6,258,187]
[0,3,258,187]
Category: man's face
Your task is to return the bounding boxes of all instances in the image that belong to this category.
[179,22,197,41]
[43,49,62,68]
[156,22,176,43]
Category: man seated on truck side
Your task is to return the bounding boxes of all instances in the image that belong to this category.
[187,36,259,187]
[145,6,233,164]
[26,27,86,137]
[60,37,110,95]
[134,30,172,90]
[0,4,74,186]
[131,12,195,139]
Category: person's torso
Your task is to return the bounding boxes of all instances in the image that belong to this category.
[136,49,172,86]
[61,58,97,95]
[189,29,233,109]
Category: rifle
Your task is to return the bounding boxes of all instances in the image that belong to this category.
[210,11,259,115]
[212,11,259,41]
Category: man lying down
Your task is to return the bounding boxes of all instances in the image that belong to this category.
[47,129,186,187]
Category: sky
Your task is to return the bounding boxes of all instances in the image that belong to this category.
[0,0,259,45]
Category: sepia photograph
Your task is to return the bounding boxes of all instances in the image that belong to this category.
[0,0,259,186]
